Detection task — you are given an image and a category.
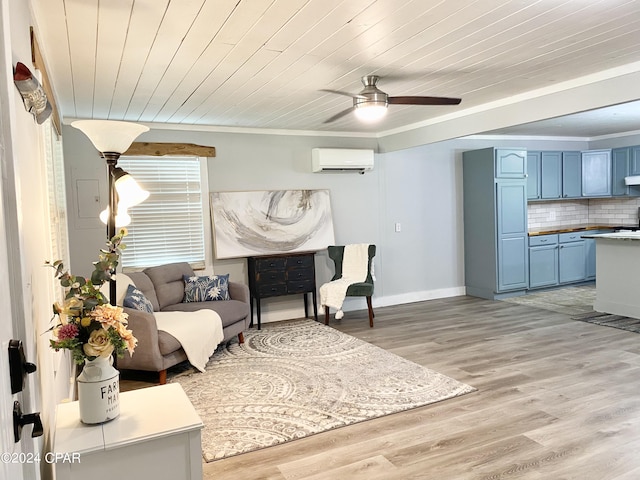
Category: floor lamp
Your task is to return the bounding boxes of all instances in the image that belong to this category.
[71,120,150,305]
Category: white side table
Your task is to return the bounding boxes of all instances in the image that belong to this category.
[53,383,203,480]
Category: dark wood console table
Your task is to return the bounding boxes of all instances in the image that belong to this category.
[247,252,318,329]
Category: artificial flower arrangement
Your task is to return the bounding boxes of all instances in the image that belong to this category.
[47,229,137,364]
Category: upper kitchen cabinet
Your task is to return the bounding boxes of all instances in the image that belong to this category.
[629,146,640,175]
[562,151,582,198]
[541,151,562,199]
[527,151,541,200]
[612,147,640,197]
[495,149,527,178]
[582,149,612,197]
[463,148,528,300]
[529,151,581,200]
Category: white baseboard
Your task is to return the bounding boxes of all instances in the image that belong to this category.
[373,287,466,308]
[258,287,466,324]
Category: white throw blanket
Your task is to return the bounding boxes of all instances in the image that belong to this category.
[320,244,370,319]
[154,310,224,372]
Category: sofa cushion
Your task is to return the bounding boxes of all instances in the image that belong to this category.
[157,330,182,356]
[162,299,250,328]
[144,262,195,310]
[126,272,160,312]
[183,274,230,302]
[123,284,154,313]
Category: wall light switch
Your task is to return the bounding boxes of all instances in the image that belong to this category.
[395,222,401,232]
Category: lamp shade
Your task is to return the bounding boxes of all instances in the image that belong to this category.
[354,103,387,122]
[99,207,131,227]
[71,120,149,153]
[113,168,149,207]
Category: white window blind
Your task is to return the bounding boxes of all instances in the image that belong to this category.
[44,118,69,300]
[118,156,205,269]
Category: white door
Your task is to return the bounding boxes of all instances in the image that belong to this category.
[0,147,25,480]
[0,1,35,476]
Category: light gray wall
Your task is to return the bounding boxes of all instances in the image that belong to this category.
[590,132,640,149]
[63,124,602,322]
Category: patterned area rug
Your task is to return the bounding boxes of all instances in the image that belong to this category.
[572,310,640,333]
[502,285,596,316]
[171,319,476,462]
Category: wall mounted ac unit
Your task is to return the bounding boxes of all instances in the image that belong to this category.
[311,148,374,173]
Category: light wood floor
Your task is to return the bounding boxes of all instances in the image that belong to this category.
[125,295,640,479]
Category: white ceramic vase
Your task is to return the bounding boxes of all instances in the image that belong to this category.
[77,355,120,424]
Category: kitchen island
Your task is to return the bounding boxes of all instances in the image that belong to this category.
[582,231,640,319]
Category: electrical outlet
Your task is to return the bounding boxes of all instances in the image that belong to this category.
[395,222,401,232]
[549,211,556,221]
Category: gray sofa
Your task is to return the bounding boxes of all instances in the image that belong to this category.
[116,262,250,384]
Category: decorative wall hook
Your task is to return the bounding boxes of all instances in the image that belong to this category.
[13,61,52,124]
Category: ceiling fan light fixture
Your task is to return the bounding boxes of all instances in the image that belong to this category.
[354,102,388,122]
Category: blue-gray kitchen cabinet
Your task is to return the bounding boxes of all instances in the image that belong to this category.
[582,229,605,280]
[463,148,528,300]
[527,151,541,200]
[582,150,612,197]
[629,146,640,175]
[562,151,582,198]
[496,180,529,292]
[529,235,559,289]
[541,151,562,199]
[532,151,581,200]
[558,232,586,283]
[612,147,640,197]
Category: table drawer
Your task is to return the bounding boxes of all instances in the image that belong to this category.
[287,255,314,269]
[287,279,314,294]
[258,283,288,297]
[255,257,287,271]
[286,268,314,282]
[256,271,287,284]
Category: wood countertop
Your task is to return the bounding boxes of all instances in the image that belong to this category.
[527,224,634,236]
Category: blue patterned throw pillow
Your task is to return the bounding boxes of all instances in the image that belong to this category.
[123,284,154,313]
[183,274,230,302]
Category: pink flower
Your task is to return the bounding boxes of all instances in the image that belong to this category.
[57,323,79,340]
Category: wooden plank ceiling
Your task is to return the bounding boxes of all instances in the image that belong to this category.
[30,0,640,135]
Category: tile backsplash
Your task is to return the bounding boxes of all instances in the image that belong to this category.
[528,197,640,229]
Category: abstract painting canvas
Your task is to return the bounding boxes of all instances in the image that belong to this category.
[210,190,336,259]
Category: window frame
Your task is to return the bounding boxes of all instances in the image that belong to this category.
[117,155,211,271]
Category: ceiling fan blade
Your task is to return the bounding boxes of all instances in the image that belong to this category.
[388,96,461,106]
[324,107,354,123]
[320,89,356,98]
[320,89,368,99]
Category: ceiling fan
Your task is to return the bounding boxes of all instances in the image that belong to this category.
[322,75,461,123]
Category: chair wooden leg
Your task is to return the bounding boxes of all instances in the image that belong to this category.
[158,369,167,385]
[366,296,374,328]
[324,306,330,325]
[238,332,245,344]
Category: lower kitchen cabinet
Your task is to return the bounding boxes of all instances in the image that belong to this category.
[529,232,590,289]
[559,239,586,283]
[584,230,600,279]
[529,235,559,288]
